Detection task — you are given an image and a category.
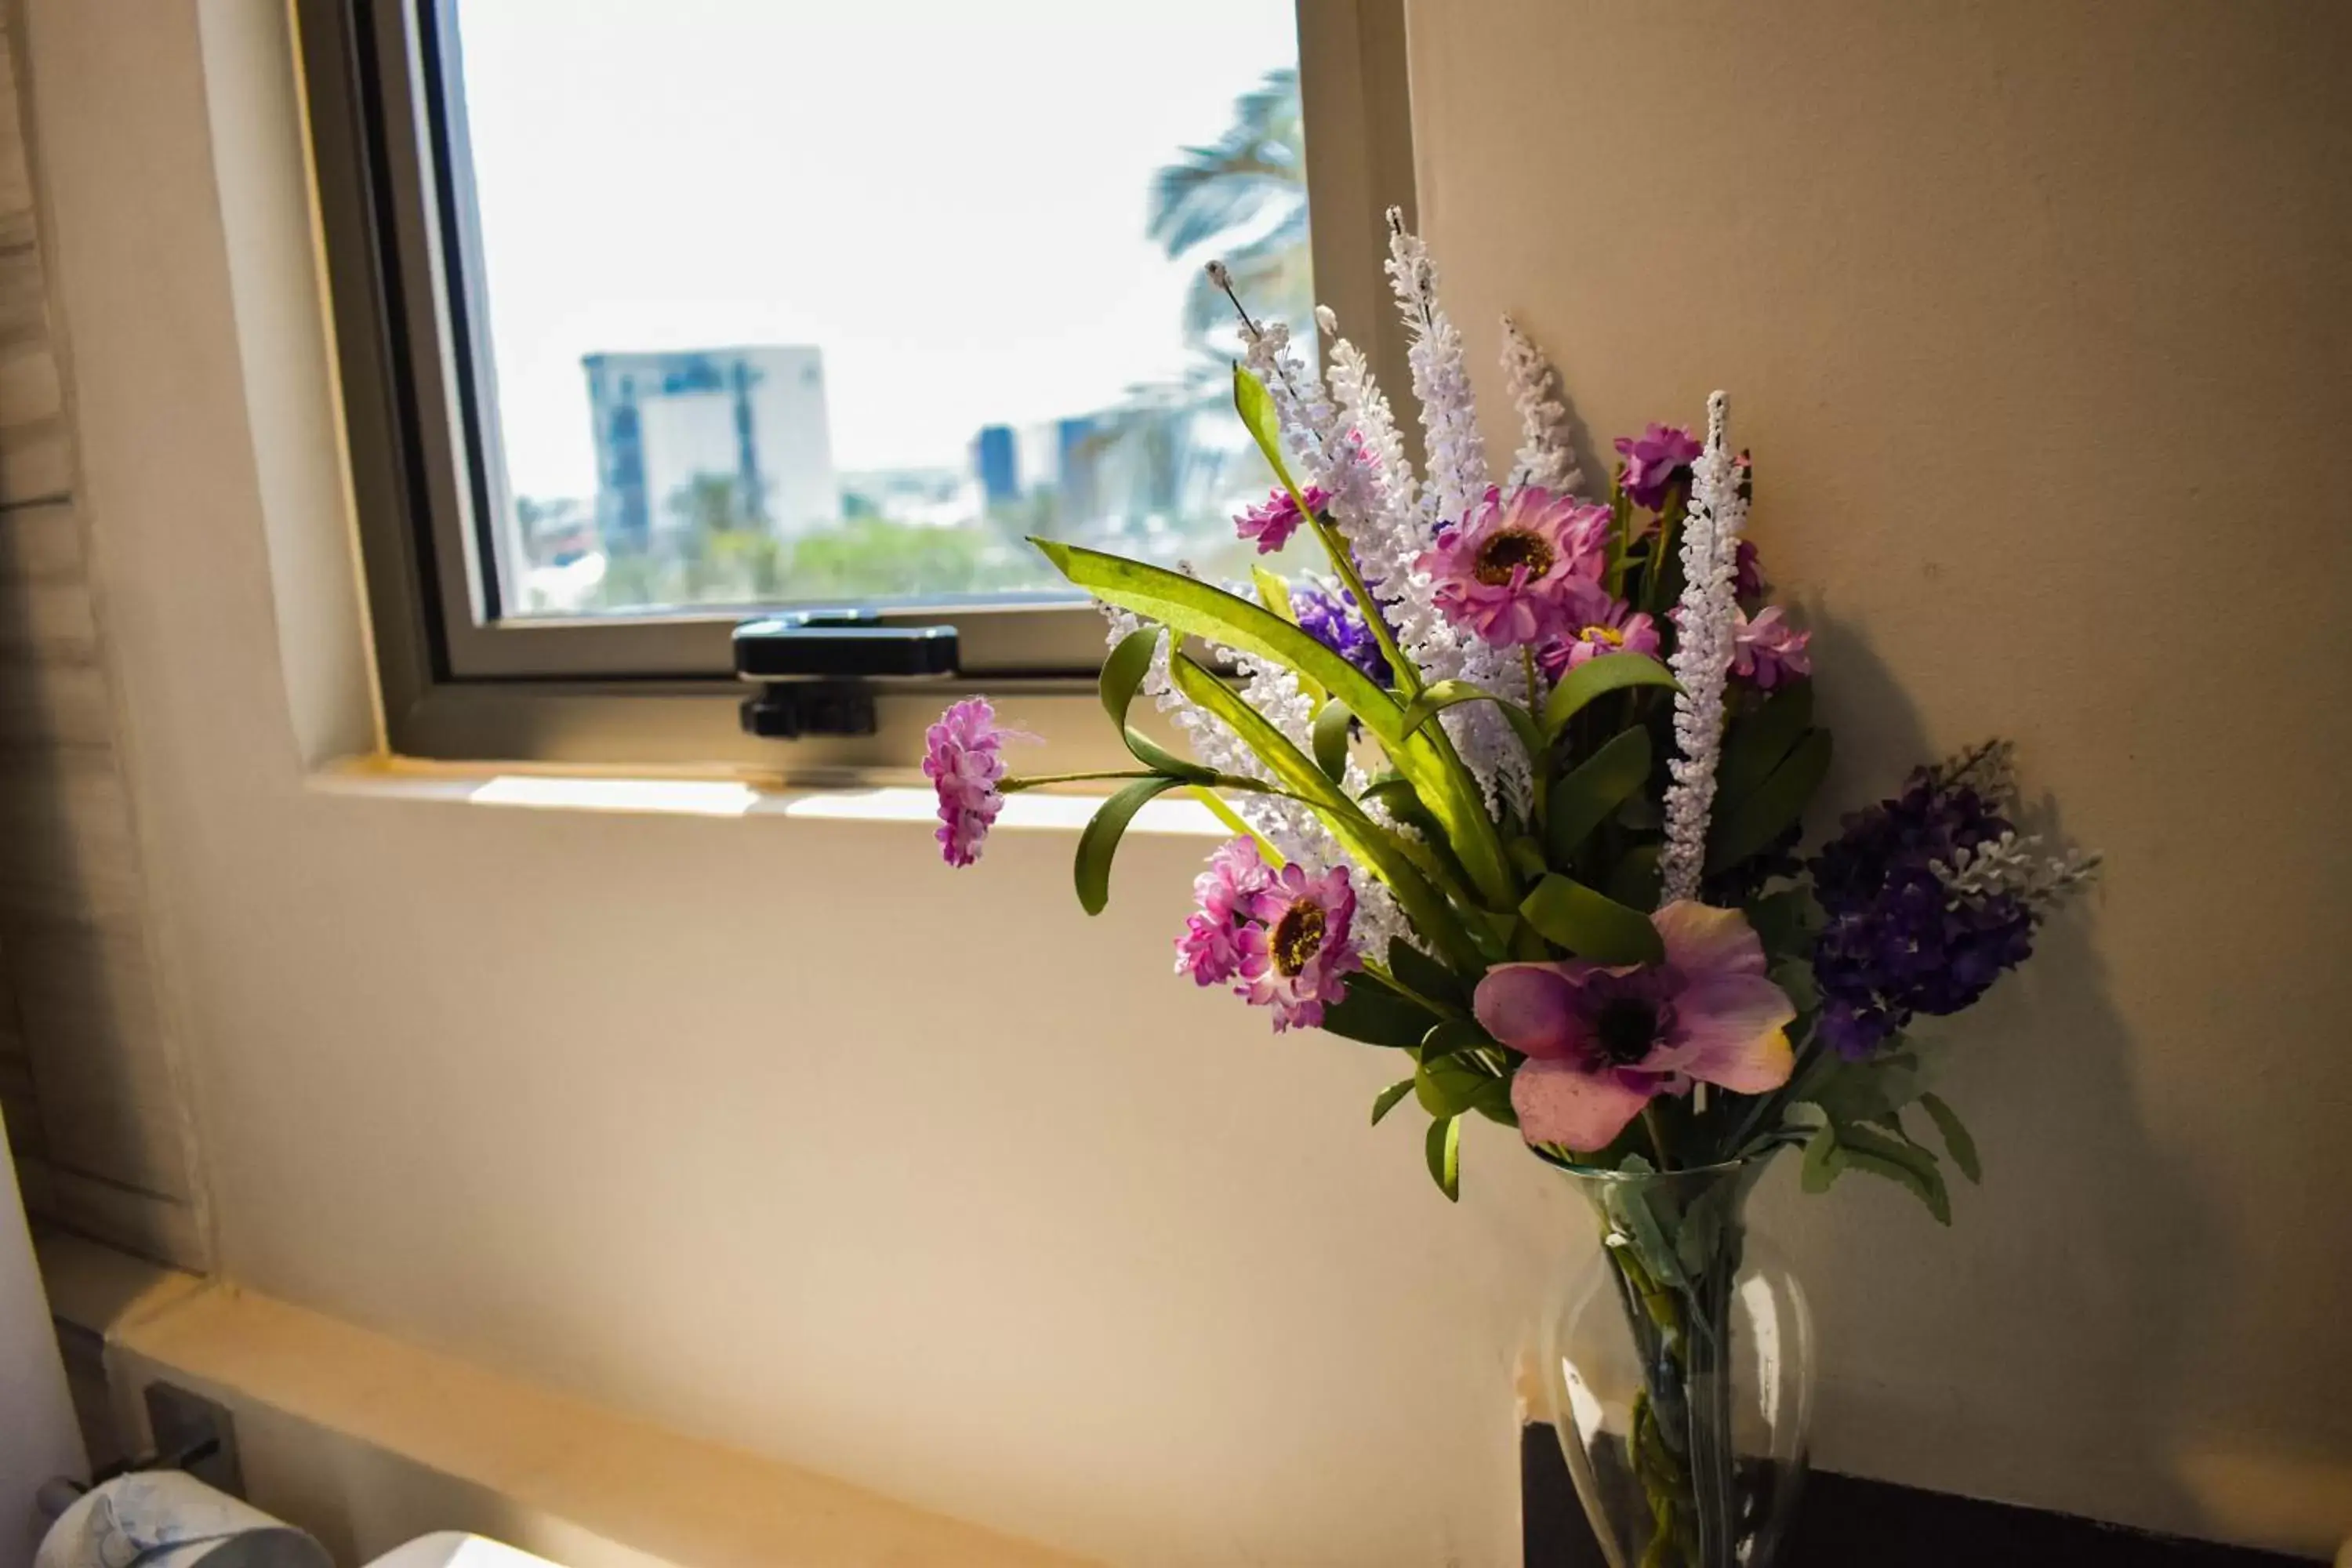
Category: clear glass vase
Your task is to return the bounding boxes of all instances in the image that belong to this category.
[1536,1154,1814,1568]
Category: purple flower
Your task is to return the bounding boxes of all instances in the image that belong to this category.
[1613,423,1704,511]
[924,698,1021,867]
[1415,485,1613,648]
[1732,605,1811,689]
[1174,837,1274,985]
[1292,583,1393,685]
[1234,484,1330,554]
[1236,862,1363,1032]
[1475,902,1796,1150]
[1809,773,2038,1059]
[1537,594,1661,681]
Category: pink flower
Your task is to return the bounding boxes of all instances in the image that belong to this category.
[1474,902,1796,1151]
[1174,838,1276,985]
[1537,595,1662,681]
[1733,605,1811,689]
[1416,485,1613,648]
[1234,484,1330,554]
[1613,424,1704,511]
[1236,862,1363,1032]
[924,698,1020,867]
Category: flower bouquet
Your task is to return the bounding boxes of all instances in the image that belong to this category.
[926,212,2094,1566]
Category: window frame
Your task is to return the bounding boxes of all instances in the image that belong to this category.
[295,0,1417,771]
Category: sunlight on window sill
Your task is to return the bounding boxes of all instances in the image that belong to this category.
[310,759,1226,837]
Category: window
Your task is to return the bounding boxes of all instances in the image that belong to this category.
[299,0,1413,767]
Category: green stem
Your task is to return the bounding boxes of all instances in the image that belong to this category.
[1001,771,1159,790]
[1642,1104,1676,1171]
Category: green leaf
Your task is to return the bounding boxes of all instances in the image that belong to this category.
[1419,1016,1489,1059]
[1800,1122,1842,1193]
[1171,652,1483,972]
[1098,625,1211,781]
[1425,1115,1461,1202]
[1233,364,1318,521]
[1388,939,1467,1009]
[1546,727,1653,866]
[1399,681,1546,777]
[1518,874,1665,964]
[1606,844,1663,909]
[1747,885,1825,958]
[1370,1078,1415,1127]
[1834,1120,1953,1224]
[1540,651,1678,737]
[1074,777,1185,915]
[1250,565,1297,621]
[1036,539,1399,735]
[1034,536,1513,906]
[1415,1053,1498,1118]
[1312,699,1355,784]
[1707,727,1833,873]
[1318,975,1443,1047]
[1717,681,1814,805]
[1918,1092,1983,1184]
[1185,785,1280,864]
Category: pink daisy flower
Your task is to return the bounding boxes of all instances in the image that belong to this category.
[1236,862,1363,1032]
[1733,605,1812,689]
[1415,485,1613,648]
[1537,594,1663,681]
[1233,484,1330,554]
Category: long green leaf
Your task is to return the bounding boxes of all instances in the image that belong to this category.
[1319,975,1441,1047]
[1399,681,1548,775]
[1033,536,1512,906]
[1707,727,1833,872]
[1518,873,1664,964]
[1918,1093,1983,1184]
[1171,653,1482,972]
[1250,565,1297,621]
[1388,938,1468,1009]
[1425,1114,1461,1202]
[1074,777,1184,915]
[1370,1079,1415,1126]
[1716,681,1814,805]
[1541,651,1679,737]
[1607,844,1663,909]
[1546,727,1653,866]
[1233,362,1318,521]
[1099,626,1211,781]
[1834,1120,1953,1224]
[1312,699,1354,783]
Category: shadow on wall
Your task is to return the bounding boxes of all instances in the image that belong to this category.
[1744,608,2230,1542]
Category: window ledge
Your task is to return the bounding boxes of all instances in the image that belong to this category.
[308,757,1228,837]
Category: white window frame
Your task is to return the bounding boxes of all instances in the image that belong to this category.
[296,0,1417,771]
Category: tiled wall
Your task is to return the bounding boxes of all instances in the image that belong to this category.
[0,11,205,1273]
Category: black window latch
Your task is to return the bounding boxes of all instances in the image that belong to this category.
[733,613,959,739]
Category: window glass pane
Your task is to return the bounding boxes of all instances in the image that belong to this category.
[443,0,1312,619]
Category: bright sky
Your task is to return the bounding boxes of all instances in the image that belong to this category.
[452,0,1301,499]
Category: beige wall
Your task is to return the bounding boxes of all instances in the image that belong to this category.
[16,1,2352,1565]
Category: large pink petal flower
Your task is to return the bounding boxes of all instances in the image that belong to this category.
[1660,972,1798,1091]
[1472,961,1592,1060]
[1511,1059,1662,1149]
[1653,900,1771,978]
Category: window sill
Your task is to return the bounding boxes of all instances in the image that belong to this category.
[309,757,1228,837]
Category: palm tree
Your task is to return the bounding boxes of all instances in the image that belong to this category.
[1149,67,1312,347]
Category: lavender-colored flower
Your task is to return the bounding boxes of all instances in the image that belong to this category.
[1292,582,1393,685]
[1234,483,1331,554]
[1537,593,1662,681]
[1237,862,1363,1032]
[1415,484,1613,648]
[1732,604,1812,689]
[1809,772,2039,1059]
[924,698,1019,867]
[1614,423,1704,511]
[1475,902,1796,1150]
